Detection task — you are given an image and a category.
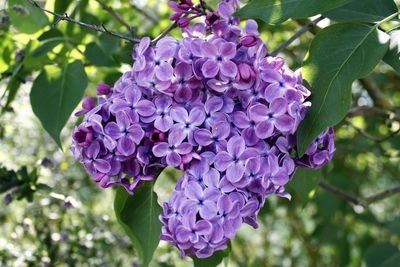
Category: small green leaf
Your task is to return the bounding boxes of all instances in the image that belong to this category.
[38,29,63,41]
[31,37,65,57]
[289,168,321,206]
[30,60,88,147]
[9,0,49,34]
[85,42,118,67]
[54,0,73,15]
[297,23,390,156]
[324,0,398,23]
[2,41,31,113]
[114,183,163,267]
[192,242,231,267]
[383,30,400,73]
[235,0,351,24]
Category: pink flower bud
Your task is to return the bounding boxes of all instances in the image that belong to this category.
[238,63,255,82]
[82,96,96,110]
[178,17,191,28]
[96,83,111,96]
[240,34,258,47]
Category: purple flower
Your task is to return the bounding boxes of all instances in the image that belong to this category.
[201,40,238,78]
[263,154,290,187]
[111,85,156,122]
[216,195,241,238]
[181,181,218,219]
[214,136,258,183]
[194,123,229,150]
[170,105,205,142]
[142,95,173,132]
[176,211,212,244]
[82,141,111,174]
[104,111,144,156]
[249,98,295,139]
[71,1,337,258]
[133,37,151,72]
[152,130,192,167]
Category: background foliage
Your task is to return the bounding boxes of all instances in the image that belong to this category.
[1,0,400,266]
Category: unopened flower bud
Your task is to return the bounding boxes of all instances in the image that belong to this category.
[240,34,258,47]
[178,17,191,28]
[238,63,255,82]
[96,83,111,96]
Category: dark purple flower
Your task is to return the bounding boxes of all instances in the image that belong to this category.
[72,126,93,147]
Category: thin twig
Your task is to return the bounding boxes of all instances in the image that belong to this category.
[346,119,400,143]
[365,185,400,204]
[270,16,325,56]
[319,181,400,207]
[131,3,158,24]
[27,0,141,43]
[94,0,136,37]
[151,20,178,45]
[318,181,366,207]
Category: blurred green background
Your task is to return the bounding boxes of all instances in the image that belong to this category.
[1,0,400,266]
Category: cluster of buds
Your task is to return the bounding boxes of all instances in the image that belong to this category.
[71,0,335,259]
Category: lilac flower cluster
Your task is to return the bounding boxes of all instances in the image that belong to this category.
[71,0,335,259]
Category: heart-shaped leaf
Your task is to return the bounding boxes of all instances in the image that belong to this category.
[30,60,87,148]
[114,183,163,267]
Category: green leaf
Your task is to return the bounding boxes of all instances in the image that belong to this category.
[379,253,400,267]
[54,0,73,15]
[31,37,65,57]
[9,0,49,34]
[385,216,400,235]
[365,243,399,267]
[1,41,31,113]
[297,23,390,156]
[85,42,118,67]
[30,60,87,147]
[289,168,321,207]
[235,0,351,24]
[193,251,225,267]
[383,30,400,73]
[38,28,63,41]
[114,183,163,267]
[192,242,231,267]
[324,0,398,23]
